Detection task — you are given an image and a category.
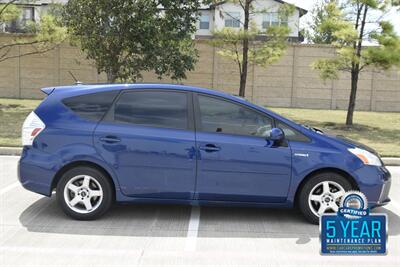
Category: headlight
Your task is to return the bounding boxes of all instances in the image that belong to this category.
[348,148,382,166]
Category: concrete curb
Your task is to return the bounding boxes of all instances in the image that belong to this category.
[382,158,400,167]
[0,147,22,156]
[0,146,399,166]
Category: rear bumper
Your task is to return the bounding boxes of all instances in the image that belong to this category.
[18,146,59,196]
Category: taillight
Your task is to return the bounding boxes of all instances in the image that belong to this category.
[22,112,45,146]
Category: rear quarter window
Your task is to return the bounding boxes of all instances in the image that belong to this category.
[62,91,119,122]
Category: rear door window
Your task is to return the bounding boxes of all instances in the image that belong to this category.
[112,91,189,130]
[63,91,119,122]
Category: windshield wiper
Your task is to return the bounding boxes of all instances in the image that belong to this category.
[302,124,324,134]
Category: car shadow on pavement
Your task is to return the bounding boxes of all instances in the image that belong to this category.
[19,196,400,243]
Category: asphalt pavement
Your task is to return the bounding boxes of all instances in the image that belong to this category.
[1,155,399,266]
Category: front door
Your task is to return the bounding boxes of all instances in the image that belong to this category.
[194,94,292,203]
[94,90,196,200]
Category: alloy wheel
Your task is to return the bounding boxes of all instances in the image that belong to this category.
[63,175,103,214]
[308,181,346,218]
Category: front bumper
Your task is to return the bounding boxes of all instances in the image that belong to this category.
[374,178,391,207]
[353,165,391,208]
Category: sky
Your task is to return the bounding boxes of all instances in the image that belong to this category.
[286,0,400,35]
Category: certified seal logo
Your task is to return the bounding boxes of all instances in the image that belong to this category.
[338,191,369,219]
[320,190,387,255]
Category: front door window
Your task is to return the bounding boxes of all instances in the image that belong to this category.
[198,95,273,137]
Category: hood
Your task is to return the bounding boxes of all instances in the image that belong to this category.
[302,125,379,156]
[333,135,379,156]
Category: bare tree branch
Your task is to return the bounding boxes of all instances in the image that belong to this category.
[0,39,48,50]
[0,43,58,63]
[0,0,18,18]
[0,45,12,60]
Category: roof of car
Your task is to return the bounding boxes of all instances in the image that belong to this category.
[44,83,245,102]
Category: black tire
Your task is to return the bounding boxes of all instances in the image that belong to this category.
[56,166,114,220]
[298,172,353,225]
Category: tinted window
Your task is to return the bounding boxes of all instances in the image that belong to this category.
[114,91,188,130]
[63,91,118,121]
[198,95,273,137]
[276,121,310,142]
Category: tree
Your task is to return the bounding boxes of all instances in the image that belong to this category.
[305,0,349,44]
[311,0,400,126]
[210,0,293,97]
[63,0,201,83]
[0,1,67,63]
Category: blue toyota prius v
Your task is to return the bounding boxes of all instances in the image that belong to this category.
[18,83,391,224]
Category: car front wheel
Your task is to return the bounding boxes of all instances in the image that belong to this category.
[56,166,113,220]
[298,172,353,224]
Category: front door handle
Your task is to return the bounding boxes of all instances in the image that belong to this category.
[199,144,221,152]
[99,136,121,144]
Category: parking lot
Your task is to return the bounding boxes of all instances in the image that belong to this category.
[1,155,399,266]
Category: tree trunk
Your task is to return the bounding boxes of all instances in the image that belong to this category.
[106,69,117,83]
[346,5,368,126]
[346,67,359,126]
[239,41,248,97]
[239,0,251,97]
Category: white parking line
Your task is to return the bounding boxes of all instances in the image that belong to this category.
[0,182,19,196]
[0,245,143,257]
[185,206,200,252]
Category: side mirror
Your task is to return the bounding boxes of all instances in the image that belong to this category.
[269,128,285,144]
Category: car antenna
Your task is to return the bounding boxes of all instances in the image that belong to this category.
[68,71,83,85]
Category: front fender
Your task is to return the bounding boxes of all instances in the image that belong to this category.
[286,145,363,205]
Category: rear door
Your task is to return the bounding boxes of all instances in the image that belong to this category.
[94,90,197,200]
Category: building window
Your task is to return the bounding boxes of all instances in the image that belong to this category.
[4,6,35,33]
[199,14,210,30]
[280,15,288,26]
[262,12,288,29]
[224,12,240,28]
[22,7,35,23]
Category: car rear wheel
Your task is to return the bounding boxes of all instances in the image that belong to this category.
[298,172,353,224]
[56,166,113,220]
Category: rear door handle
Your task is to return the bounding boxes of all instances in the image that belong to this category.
[99,136,121,144]
[199,144,221,152]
